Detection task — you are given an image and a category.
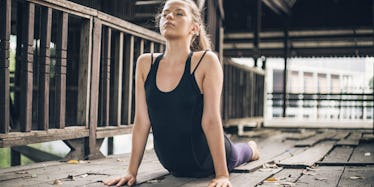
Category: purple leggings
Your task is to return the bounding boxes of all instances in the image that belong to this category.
[227,143,253,171]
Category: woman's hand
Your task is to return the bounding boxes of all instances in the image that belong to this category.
[208,176,232,187]
[103,173,136,186]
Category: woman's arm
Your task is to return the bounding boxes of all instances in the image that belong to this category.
[104,54,152,186]
[199,52,231,186]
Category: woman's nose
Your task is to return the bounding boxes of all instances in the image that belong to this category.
[165,12,173,19]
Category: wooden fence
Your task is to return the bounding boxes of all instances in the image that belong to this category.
[0,0,266,164]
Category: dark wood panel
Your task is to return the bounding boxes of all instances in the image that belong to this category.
[77,19,91,126]
[0,0,11,133]
[55,11,68,129]
[20,2,35,132]
[122,34,134,125]
[349,143,374,163]
[37,7,52,130]
[110,32,124,126]
[295,131,337,147]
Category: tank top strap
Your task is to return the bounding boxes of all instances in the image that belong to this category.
[192,50,209,74]
[184,51,194,74]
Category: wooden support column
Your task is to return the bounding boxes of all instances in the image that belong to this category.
[88,18,104,159]
[110,32,123,126]
[37,7,52,130]
[78,19,92,127]
[123,35,134,125]
[0,0,11,133]
[55,12,68,129]
[20,2,35,132]
[11,148,21,166]
[150,41,154,53]
[282,18,289,118]
[101,28,111,126]
[253,0,262,67]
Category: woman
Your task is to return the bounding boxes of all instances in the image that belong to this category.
[104,0,259,186]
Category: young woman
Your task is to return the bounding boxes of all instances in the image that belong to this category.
[104,0,259,186]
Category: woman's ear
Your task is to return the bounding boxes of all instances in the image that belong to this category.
[191,22,200,36]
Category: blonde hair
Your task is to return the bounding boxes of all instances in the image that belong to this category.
[156,0,212,51]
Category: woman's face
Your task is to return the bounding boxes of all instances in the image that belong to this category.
[159,1,197,40]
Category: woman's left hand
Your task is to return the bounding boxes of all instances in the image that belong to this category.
[208,176,232,187]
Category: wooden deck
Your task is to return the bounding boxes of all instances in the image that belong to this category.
[1,128,373,187]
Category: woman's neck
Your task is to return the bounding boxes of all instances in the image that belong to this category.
[163,39,191,63]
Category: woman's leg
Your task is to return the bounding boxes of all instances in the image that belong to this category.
[227,141,260,171]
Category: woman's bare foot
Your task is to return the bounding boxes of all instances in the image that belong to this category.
[248,141,260,161]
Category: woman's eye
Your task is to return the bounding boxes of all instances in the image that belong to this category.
[176,13,183,16]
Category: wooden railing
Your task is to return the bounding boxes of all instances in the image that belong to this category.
[222,60,266,131]
[0,0,165,162]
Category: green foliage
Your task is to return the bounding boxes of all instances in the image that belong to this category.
[0,148,10,168]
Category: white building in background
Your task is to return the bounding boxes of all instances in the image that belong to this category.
[232,57,374,120]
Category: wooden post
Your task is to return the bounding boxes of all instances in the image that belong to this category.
[101,28,111,126]
[11,148,21,166]
[282,18,289,118]
[253,0,262,67]
[110,32,124,126]
[20,2,35,132]
[78,19,92,127]
[140,39,144,55]
[0,0,11,133]
[55,12,68,129]
[122,35,134,125]
[37,7,52,130]
[88,18,103,159]
[150,41,154,53]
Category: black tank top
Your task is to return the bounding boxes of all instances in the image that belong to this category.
[144,51,231,177]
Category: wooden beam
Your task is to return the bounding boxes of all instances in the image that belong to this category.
[123,35,134,125]
[78,19,92,127]
[37,7,52,130]
[11,145,62,162]
[88,18,103,159]
[110,32,124,126]
[20,2,35,132]
[0,126,89,148]
[55,12,68,129]
[0,0,11,133]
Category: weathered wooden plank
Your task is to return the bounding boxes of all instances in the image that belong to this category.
[257,169,303,187]
[138,175,194,187]
[37,7,52,130]
[139,38,145,54]
[336,132,362,146]
[322,146,354,163]
[295,166,344,186]
[88,18,103,160]
[20,2,35,132]
[28,0,95,18]
[295,131,337,147]
[331,131,350,140]
[348,143,374,163]
[0,126,89,147]
[285,130,317,140]
[0,0,11,133]
[78,19,92,127]
[110,32,124,126]
[337,166,374,187]
[278,141,335,167]
[55,11,68,129]
[230,167,283,187]
[122,34,135,125]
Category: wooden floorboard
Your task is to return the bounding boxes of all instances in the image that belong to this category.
[1,128,373,187]
[337,166,374,187]
[295,166,344,187]
[257,168,304,187]
[321,146,354,163]
[294,131,337,147]
[278,141,335,167]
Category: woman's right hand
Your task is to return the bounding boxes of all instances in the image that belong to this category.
[103,173,136,186]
